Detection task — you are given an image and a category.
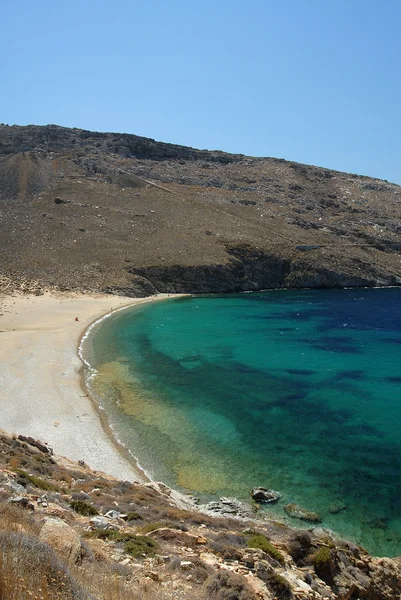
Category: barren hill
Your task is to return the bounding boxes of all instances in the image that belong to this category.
[1,124,400,295]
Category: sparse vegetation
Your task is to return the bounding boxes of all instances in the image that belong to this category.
[15,468,59,492]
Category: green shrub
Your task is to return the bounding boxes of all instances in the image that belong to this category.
[266,572,293,600]
[313,546,331,568]
[69,500,99,516]
[85,529,122,541]
[124,535,158,558]
[86,529,160,560]
[126,511,142,521]
[312,546,334,583]
[15,468,59,492]
[247,533,285,563]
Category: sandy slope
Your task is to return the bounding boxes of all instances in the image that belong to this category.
[0,291,171,481]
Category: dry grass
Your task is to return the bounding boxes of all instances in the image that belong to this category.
[0,531,89,600]
[0,504,40,536]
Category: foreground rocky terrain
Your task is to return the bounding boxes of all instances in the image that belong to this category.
[1,429,400,600]
[0,124,400,295]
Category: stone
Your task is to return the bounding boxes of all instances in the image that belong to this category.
[89,516,117,530]
[5,479,26,494]
[251,487,281,503]
[284,503,322,523]
[329,502,347,515]
[8,496,34,510]
[71,492,91,501]
[39,517,81,564]
[104,509,121,519]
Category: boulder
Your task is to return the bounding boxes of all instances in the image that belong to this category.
[7,496,34,510]
[251,487,281,503]
[89,515,118,530]
[39,517,81,564]
[284,503,322,523]
[104,509,120,519]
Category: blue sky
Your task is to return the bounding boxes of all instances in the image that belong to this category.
[2,0,400,183]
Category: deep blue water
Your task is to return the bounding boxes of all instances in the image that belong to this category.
[84,289,401,556]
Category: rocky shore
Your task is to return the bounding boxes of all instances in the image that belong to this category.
[1,429,400,600]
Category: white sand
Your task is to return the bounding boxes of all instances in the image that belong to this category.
[0,291,172,481]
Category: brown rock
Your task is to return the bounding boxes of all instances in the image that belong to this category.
[39,517,81,564]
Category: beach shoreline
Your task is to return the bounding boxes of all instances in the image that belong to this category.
[0,290,181,482]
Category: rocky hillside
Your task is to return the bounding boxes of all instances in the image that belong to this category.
[1,429,400,600]
[0,124,400,295]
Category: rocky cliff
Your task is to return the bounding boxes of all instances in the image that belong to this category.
[0,124,400,295]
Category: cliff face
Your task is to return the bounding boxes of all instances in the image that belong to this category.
[0,124,400,295]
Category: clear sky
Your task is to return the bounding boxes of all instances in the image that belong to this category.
[2,0,400,183]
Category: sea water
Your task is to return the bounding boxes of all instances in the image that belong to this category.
[83,289,401,556]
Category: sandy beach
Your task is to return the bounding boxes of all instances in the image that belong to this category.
[0,291,172,481]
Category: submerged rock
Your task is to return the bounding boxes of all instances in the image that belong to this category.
[284,503,322,523]
[251,487,281,504]
[328,502,347,515]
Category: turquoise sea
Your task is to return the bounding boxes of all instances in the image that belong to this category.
[82,289,401,556]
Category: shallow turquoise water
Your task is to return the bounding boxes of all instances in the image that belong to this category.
[84,289,401,556]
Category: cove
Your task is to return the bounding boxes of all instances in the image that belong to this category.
[83,288,401,557]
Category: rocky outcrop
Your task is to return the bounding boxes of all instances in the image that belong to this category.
[0,123,237,163]
[128,244,393,295]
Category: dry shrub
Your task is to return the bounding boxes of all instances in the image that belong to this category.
[8,456,21,470]
[287,531,312,565]
[205,570,258,600]
[0,504,40,536]
[208,532,247,561]
[71,562,173,600]
[0,531,90,600]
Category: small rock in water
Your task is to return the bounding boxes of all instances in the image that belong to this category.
[284,503,322,523]
[251,487,281,503]
[328,502,347,515]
